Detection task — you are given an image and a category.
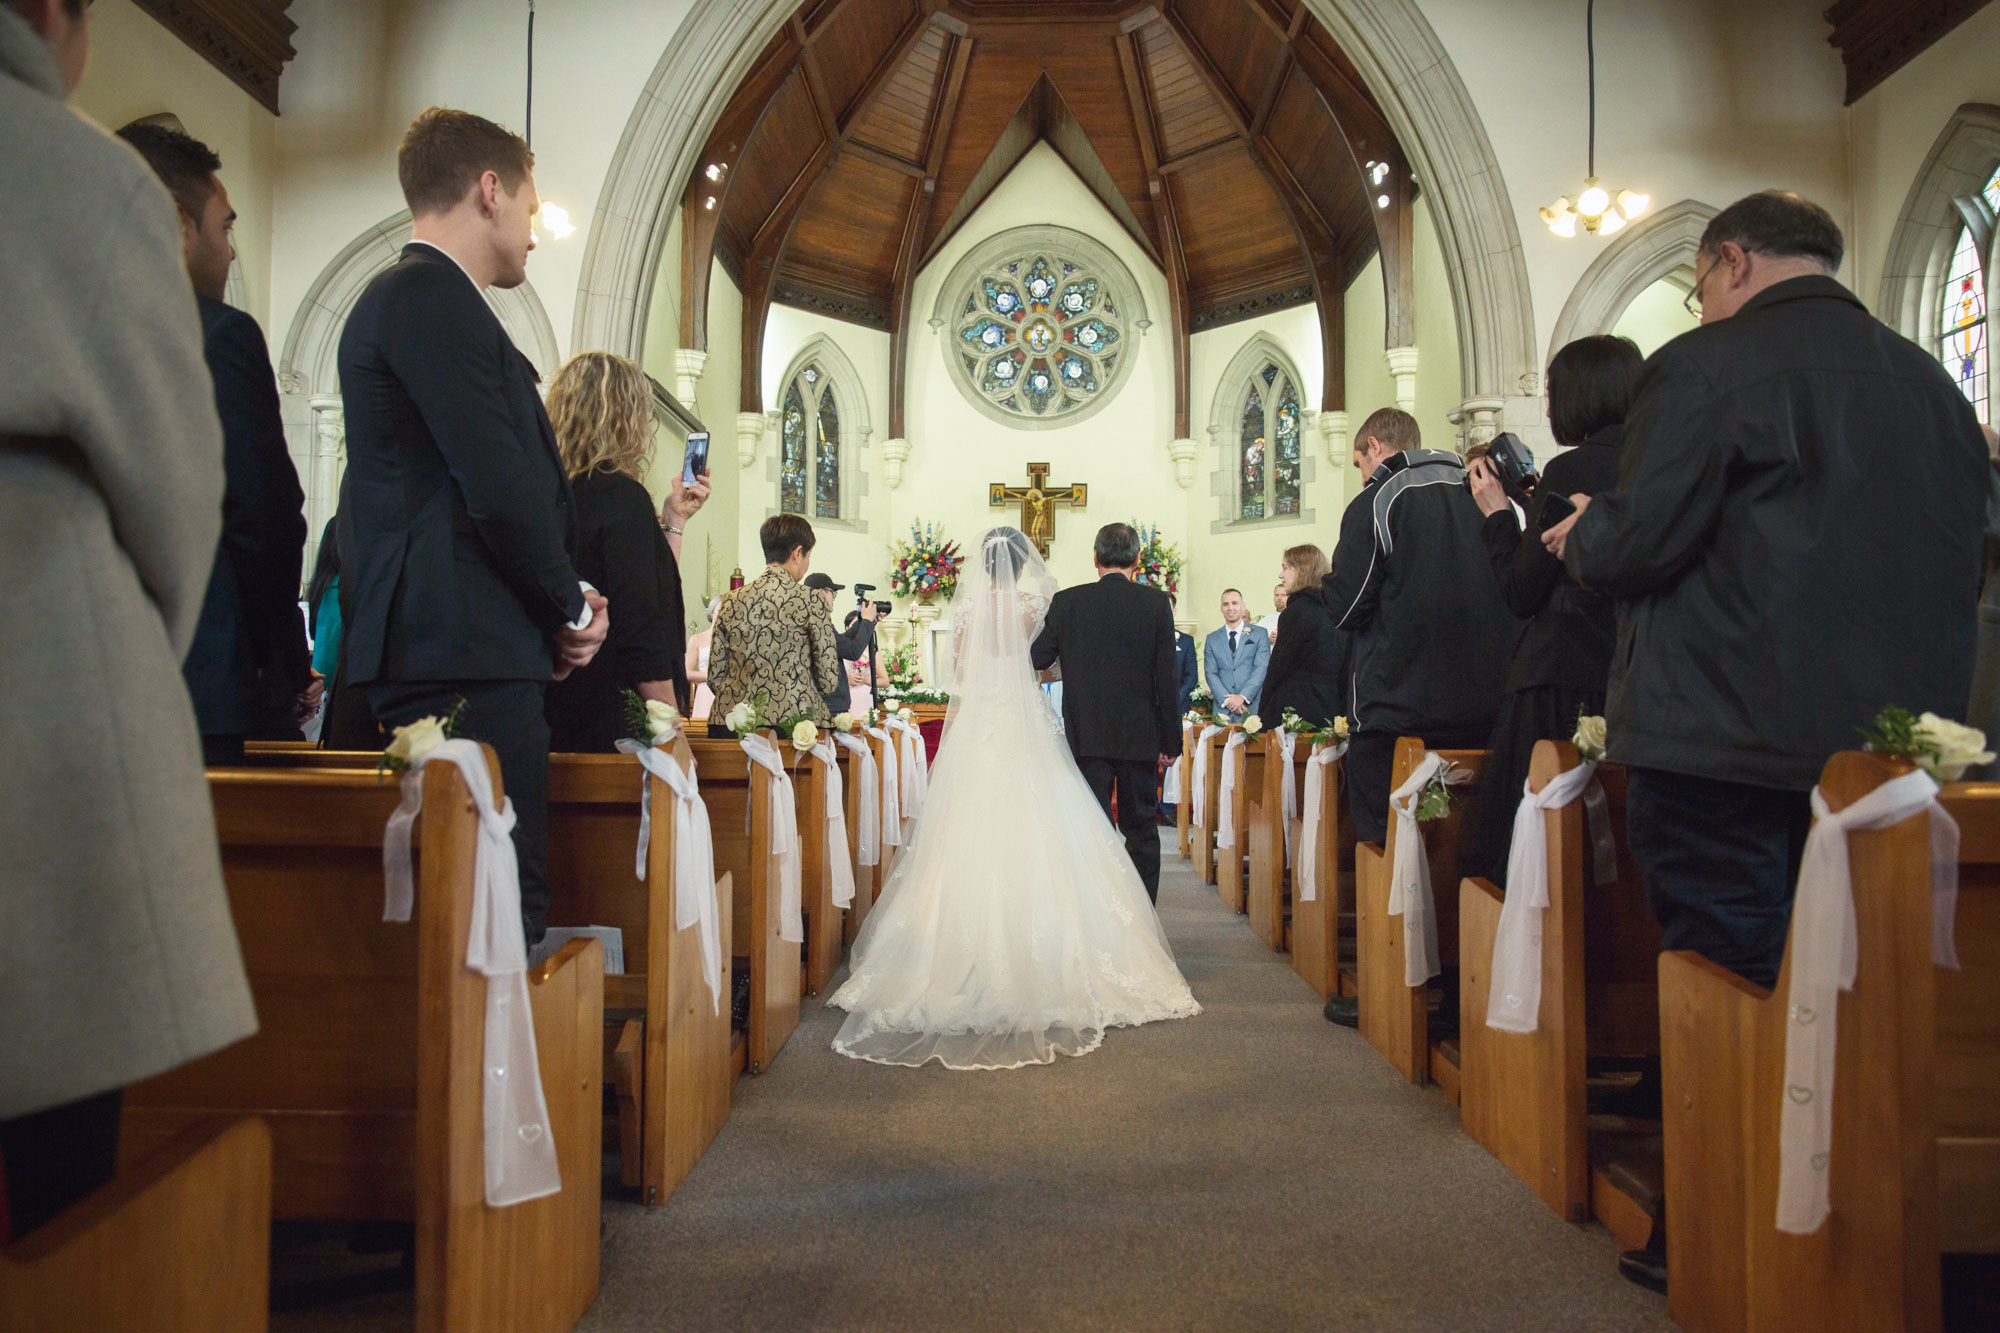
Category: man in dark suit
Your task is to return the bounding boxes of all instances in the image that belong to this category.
[1168,593,1199,714]
[1031,523,1182,901]
[119,121,316,764]
[339,108,609,947]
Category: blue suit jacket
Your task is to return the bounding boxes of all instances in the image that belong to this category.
[1203,623,1270,718]
[1174,630,1199,713]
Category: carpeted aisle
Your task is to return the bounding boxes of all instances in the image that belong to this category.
[582,831,1670,1331]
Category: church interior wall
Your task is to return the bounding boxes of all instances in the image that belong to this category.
[1612,277,1702,358]
[73,0,278,329]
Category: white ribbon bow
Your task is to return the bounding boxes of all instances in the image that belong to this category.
[1776,767,1960,1235]
[868,727,903,849]
[1190,724,1225,828]
[738,734,805,944]
[1296,741,1348,903]
[1484,760,1600,1035]
[1387,751,1448,987]
[613,736,723,1015]
[834,732,880,867]
[381,739,560,1207]
[809,739,858,910]
[1215,731,1252,849]
[889,719,927,819]
[1278,731,1299,866]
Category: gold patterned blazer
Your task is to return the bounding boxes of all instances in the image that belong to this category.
[707,565,840,726]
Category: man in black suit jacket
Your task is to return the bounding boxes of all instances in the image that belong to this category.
[1168,593,1199,714]
[1031,523,1182,901]
[118,122,315,765]
[339,109,608,946]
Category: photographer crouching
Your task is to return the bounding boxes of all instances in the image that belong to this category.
[804,573,885,716]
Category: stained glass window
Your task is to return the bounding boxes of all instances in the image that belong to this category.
[1239,361,1303,521]
[778,363,841,518]
[950,246,1127,422]
[1942,168,2000,425]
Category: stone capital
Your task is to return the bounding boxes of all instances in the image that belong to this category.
[880,436,912,490]
[735,410,766,468]
[1385,345,1419,413]
[1166,437,1199,489]
[673,348,709,406]
[1317,410,1350,462]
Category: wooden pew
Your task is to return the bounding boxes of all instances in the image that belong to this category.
[1290,741,1355,1000]
[871,726,903,888]
[123,753,602,1332]
[1,1118,271,1332]
[1354,737,1488,1092]
[1458,741,1662,1240]
[794,742,849,996]
[1191,726,1229,886]
[1658,754,2000,1331]
[842,736,876,945]
[1246,733,1306,951]
[1176,722,1195,862]
[1216,729,1261,913]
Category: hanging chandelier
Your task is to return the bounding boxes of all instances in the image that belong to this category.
[1540,0,1649,238]
[525,1,574,241]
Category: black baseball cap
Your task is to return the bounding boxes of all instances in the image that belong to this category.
[803,573,845,593]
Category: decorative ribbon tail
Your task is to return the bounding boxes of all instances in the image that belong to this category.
[1931,801,1962,969]
[813,741,857,910]
[739,735,805,945]
[613,738,654,881]
[1582,776,1618,884]
[1387,752,1445,987]
[382,767,426,922]
[1483,762,1595,1035]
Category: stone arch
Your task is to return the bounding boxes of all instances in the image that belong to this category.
[569,0,1538,410]
[1206,331,1317,532]
[766,333,873,532]
[1545,198,1717,369]
[1877,104,2000,346]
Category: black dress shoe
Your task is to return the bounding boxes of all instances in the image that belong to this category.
[1324,994,1359,1027]
[1618,1248,1668,1295]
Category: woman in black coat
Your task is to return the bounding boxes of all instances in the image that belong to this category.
[1458,334,1644,886]
[543,352,709,752]
[1258,542,1351,729]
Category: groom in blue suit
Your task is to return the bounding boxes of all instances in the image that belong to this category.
[1203,588,1270,720]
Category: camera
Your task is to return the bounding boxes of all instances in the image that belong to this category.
[853,583,892,617]
[1485,432,1538,497]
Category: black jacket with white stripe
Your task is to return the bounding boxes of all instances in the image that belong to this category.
[1322,448,1513,738]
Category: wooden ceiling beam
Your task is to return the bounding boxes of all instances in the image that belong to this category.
[742,140,837,412]
[844,140,927,178]
[129,0,298,114]
[790,14,842,142]
[1116,29,1191,438]
[836,5,934,133]
[890,30,976,439]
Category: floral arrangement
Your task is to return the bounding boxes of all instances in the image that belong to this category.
[624,690,681,746]
[720,691,817,749]
[1573,714,1606,763]
[1414,759,1472,823]
[1860,706,1994,782]
[832,713,860,734]
[896,688,951,706]
[882,640,925,692]
[1278,708,1350,746]
[381,697,466,774]
[1187,685,1214,718]
[1131,523,1184,599]
[1242,715,1264,736]
[889,520,963,601]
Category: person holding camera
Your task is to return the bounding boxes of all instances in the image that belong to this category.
[1457,335,1644,887]
[804,572,881,716]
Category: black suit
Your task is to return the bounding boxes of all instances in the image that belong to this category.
[338,244,585,944]
[182,296,310,761]
[1031,573,1180,900]
[1174,629,1199,714]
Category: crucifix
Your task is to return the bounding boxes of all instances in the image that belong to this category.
[990,462,1087,558]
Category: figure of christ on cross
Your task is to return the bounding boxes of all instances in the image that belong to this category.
[989,462,1086,558]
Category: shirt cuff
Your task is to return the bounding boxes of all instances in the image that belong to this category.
[567,581,596,632]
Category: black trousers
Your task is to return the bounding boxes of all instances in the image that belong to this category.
[1344,725,1493,846]
[367,678,552,946]
[1,1089,121,1239]
[1625,766,1813,991]
[1079,756,1162,902]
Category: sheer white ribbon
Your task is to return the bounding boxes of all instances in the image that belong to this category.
[1295,741,1348,903]
[1189,724,1225,828]
[1215,731,1252,849]
[868,727,903,850]
[1777,768,1960,1235]
[613,736,723,1015]
[889,719,928,819]
[1162,721,1192,805]
[1387,752,1447,987]
[809,739,858,910]
[738,734,805,944]
[834,732,880,867]
[380,739,560,1207]
[1483,760,1600,1035]
[1278,731,1299,867]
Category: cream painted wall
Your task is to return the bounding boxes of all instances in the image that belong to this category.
[73,0,278,327]
[1612,276,1701,357]
[1410,196,1465,452]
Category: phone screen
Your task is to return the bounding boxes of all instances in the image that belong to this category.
[682,432,710,488]
[1538,490,1577,526]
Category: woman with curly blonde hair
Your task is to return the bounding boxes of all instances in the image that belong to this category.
[543,351,709,751]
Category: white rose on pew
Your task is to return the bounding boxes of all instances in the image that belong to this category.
[881,695,900,711]
[833,713,857,734]
[1915,712,1995,781]
[897,708,914,724]
[1242,715,1262,735]
[724,701,754,734]
[791,719,820,751]
[1574,715,1607,762]
[1331,716,1350,740]
[643,699,681,742]
[386,715,447,767]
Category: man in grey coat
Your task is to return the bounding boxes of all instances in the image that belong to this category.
[0,0,257,1237]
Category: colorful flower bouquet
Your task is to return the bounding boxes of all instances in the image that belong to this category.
[889,520,963,602]
[882,639,925,693]
[1131,523,1184,600]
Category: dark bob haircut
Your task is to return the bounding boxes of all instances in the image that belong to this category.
[760,513,816,565]
[1546,334,1645,447]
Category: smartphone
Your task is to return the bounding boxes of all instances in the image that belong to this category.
[681,431,710,488]
[1538,490,1577,526]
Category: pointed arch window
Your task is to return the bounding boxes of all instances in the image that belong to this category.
[1238,361,1303,521]
[1938,164,2000,424]
[779,362,840,519]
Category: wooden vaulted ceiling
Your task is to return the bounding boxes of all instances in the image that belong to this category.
[679,0,1416,436]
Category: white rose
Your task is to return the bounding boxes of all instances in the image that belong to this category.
[1242,715,1263,735]
[387,715,447,766]
[881,695,900,711]
[1331,716,1350,740]
[643,698,681,740]
[1574,715,1608,760]
[724,702,753,734]
[898,708,914,723]
[833,712,857,734]
[791,719,820,750]
[1916,712,1994,781]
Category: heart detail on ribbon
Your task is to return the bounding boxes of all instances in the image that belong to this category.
[489,1066,507,1081]
[1788,1005,1816,1025]
[1811,1152,1830,1171]
[517,1123,545,1144]
[1503,993,1524,1009]
[1787,1084,1814,1104]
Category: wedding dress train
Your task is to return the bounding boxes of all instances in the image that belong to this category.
[828,528,1200,1070]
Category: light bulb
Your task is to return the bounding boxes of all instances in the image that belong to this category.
[1616,189,1650,220]
[1598,209,1626,235]
[1547,211,1577,238]
[704,196,716,210]
[704,163,724,181]
[1377,193,1390,209]
[536,202,575,240]
[1578,184,1611,218]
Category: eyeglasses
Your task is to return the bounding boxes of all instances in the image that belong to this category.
[1683,256,1721,318]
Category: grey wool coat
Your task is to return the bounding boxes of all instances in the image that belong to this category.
[0,10,258,1120]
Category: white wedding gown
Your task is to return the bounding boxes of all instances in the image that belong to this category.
[828,528,1200,1070]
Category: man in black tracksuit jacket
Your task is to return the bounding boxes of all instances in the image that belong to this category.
[1322,407,1514,848]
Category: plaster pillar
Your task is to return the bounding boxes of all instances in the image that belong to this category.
[1459,396,1506,448]
[307,396,345,581]
[1317,409,1349,462]
[881,436,912,490]
[1385,346,1419,413]
[908,600,942,686]
[1167,437,1199,489]
[735,410,765,468]
[673,348,708,406]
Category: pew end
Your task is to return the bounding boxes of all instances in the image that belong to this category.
[0,1117,272,1333]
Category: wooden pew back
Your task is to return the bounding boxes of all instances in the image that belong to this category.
[1176,723,1195,862]
[1245,733,1303,951]
[1217,731,1262,913]
[1191,726,1229,886]
[1290,743,1351,1000]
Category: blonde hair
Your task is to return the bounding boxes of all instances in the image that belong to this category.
[1281,543,1328,589]
[547,351,656,482]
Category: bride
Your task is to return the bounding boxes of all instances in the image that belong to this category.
[828,527,1200,1070]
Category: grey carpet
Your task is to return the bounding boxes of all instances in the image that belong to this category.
[575,832,1670,1332]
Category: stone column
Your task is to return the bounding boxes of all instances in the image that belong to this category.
[1317,409,1349,462]
[1385,346,1419,413]
[673,348,708,407]
[1458,396,1506,448]
[735,410,766,468]
[880,436,912,490]
[1167,437,1199,489]
[908,600,942,689]
[307,396,345,581]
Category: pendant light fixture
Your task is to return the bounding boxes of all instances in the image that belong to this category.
[1540,0,1649,238]
[526,0,575,240]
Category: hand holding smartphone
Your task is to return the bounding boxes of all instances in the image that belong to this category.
[681,431,710,488]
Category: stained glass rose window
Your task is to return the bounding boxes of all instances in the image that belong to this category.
[947,243,1133,425]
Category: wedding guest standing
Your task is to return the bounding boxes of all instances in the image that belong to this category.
[1203,588,1269,720]
[543,351,708,751]
[1257,582,1286,640]
[1457,335,1642,887]
[686,596,719,719]
[119,120,318,763]
[1,0,255,1237]
[339,108,608,948]
[1259,544,1348,728]
[1168,592,1199,714]
[707,514,840,733]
